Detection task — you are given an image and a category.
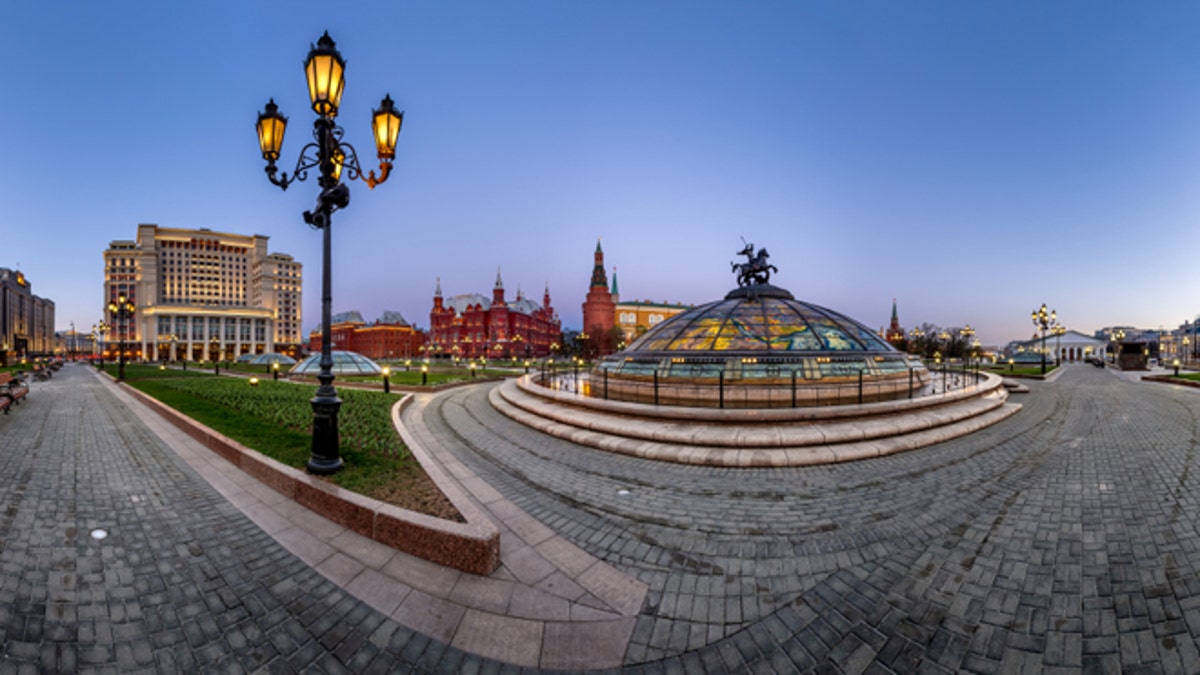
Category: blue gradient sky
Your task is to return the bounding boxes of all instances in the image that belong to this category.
[6,2,1200,346]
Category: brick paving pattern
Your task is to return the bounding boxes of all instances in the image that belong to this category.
[3,363,1200,672]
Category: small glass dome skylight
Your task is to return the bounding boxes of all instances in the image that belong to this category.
[249,352,297,366]
[290,350,382,375]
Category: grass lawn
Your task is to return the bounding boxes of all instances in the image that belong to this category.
[1165,372,1200,382]
[110,364,461,520]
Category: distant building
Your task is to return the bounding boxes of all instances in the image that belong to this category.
[614,299,691,346]
[0,268,55,363]
[1006,330,1107,363]
[883,299,905,345]
[103,224,302,361]
[585,242,692,351]
[428,269,561,360]
[309,310,424,360]
[581,240,617,355]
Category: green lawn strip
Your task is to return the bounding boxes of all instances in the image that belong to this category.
[101,363,213,379]
[125,373,413,498]
[1167,372,1200,382]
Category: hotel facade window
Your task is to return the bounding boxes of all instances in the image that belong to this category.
[103,224,302,362]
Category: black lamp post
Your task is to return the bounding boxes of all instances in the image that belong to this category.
[959,324,975,367]
[97,321,109,369]
[1053,325,1066,366]
[256,32,403,475]
[1031,304,1058,374]
[107,295,135,381]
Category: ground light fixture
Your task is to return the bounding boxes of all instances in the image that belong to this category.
[255,31,404,475]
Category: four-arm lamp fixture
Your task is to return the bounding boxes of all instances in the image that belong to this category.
[107,295,135,381]
[255,32,403,475]
[1031,304,1058,375]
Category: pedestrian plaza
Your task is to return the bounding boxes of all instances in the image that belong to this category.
[1,363,1199,672]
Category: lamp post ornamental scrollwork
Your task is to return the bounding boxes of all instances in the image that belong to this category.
[255,32,403,475]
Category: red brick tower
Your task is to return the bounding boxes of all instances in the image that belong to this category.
[885,298,905,344]
[582,240,615,355]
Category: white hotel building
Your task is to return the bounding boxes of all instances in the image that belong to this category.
[103,224,302,362]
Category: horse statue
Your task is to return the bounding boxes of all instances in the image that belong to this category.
[731,240,778,287]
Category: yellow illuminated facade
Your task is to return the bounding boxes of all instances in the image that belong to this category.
[103,224,302,361]
[614,300,692,345]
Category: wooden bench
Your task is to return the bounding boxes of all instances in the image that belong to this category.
[0,372,29,414]
[30,364,49,381]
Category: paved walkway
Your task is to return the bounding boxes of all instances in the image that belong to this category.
[5,362,1200,672]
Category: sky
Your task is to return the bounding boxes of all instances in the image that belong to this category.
[6,1,1200,347]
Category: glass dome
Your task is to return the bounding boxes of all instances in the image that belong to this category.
[626,284,896,356]
[291,350,381,375]
[248,352,297,366]
[591,283,928,407]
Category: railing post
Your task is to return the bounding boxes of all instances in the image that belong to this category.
[603,368,609,400]
[791,370,797,408]
[653,371,659,406]
[908,366,914,399]
[858,370,863,405]
[719,371,725,409]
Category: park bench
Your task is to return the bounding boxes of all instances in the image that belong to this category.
[0,372,29,414]
[31,364,49,381]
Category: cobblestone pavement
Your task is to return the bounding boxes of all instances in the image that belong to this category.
[0,365,508,674]
[7,363,1200,672]
[423,364,1200,672]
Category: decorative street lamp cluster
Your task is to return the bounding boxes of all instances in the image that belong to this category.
[959,324,975,366]
[256,32,403,475]
[107,295,135,381]
[1031,304,1059,374]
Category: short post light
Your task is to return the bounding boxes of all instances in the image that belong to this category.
[255,32,404,475]
[272,362,280,381]
[421,364,428,386]
[1175,359,1181,376]
[382,366,391,393]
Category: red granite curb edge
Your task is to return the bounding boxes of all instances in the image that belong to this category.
[1143,374,1200,389]
[119,382,501,576]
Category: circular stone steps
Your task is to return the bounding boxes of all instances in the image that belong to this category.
[489,373,1021,467]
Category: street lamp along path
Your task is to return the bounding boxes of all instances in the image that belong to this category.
[255,32,403,475]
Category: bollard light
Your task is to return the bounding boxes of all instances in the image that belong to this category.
[249,377,260,387]
[382,366,391,393]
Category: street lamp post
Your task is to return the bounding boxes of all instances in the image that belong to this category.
[1052,325,1066,366]
[1031,304,1058,375]
[107,295,135,381]
[959,324,975,366]
[256,32,404,475]
[97,321,109,368]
